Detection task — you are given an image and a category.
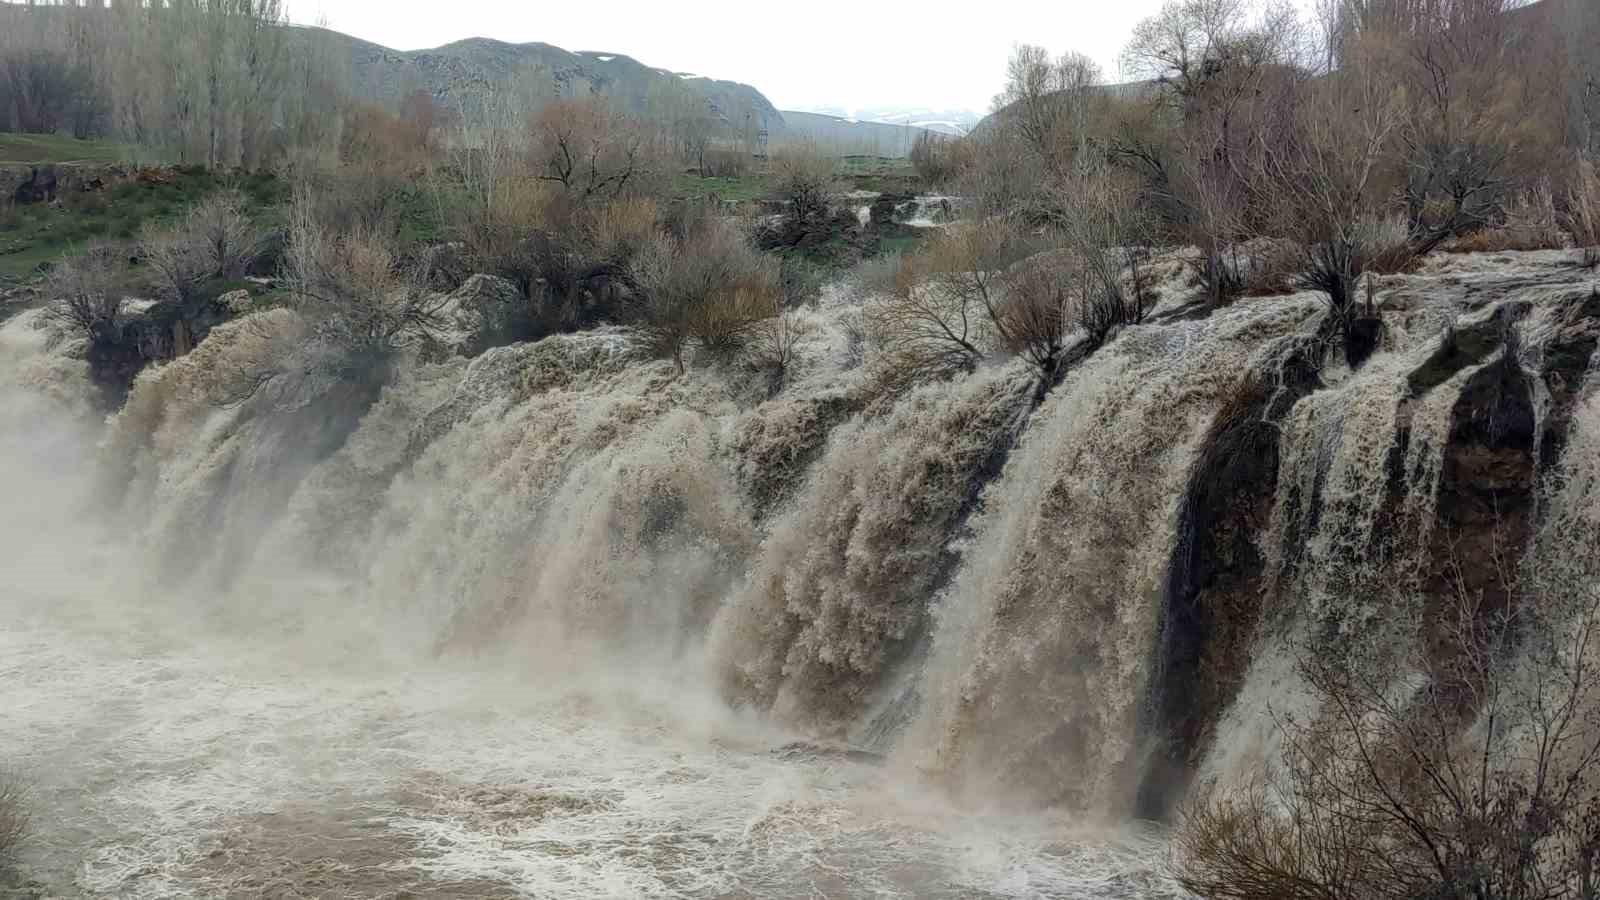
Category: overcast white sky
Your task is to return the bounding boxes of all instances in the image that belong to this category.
[289,0,1222,114]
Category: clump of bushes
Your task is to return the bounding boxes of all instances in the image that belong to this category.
[768,143,843,239]
[282,190,447,370]
[43,241,129,347]
[630,214,783,373]
[862,199,1152,395]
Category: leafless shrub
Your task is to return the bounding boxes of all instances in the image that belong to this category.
[1503,180,1565,250]
[1173,772,1360,900]
[1357,213,1418,276]
[0,768,29,859]
[862,225,1019,386]
[43,242,129,345]
[839,307,868,371]
[1237,239,1305,297]
[629,218,782,372]
[457,177,559,299]
[1564,156,1600,264]
[1174,577,1600,900]
[283,192,448,365]
[1451,181,1568,253]
[745,307,816,394]
[770,143,842,233]
[864,185,1150,393]
[992,250,1077,380]
[959,125,1051,222]
[1053,159,1156,345]
[140,192,263,307]
[909,131,966,185]
[585,197,660,267]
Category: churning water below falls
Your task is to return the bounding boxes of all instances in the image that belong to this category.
[0,611,1171,898]
[0,283,1185,897]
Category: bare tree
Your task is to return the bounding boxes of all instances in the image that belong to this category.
[995,45,1104,176]
[863,225,1020,385]
[1262,58,1404,323]
[1328,0,1558,252]
[0,46,99,135]
[140,192,262,310]
[43,242,129,346]
[530,97,663,202]
[1118,0,1304,305]
[769,142,842,236]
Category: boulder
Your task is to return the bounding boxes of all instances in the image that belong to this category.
[218,289,254,317]
[12,166,58,205]
[440,273,525,356]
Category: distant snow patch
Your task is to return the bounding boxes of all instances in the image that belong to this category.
[595,55,615,62]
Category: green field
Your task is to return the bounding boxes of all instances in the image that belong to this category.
[0,134,130,166]
[670,172,774,204]
[0,168,286,281]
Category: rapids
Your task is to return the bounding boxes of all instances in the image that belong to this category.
[1,248,1596,896]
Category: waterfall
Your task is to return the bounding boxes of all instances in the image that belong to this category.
[3,249,1596,834]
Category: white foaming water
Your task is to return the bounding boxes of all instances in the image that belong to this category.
[0,302,1177,898]
[900,296,1327,813]
[0,611,1176,899]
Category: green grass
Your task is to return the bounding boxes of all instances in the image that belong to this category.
[670,172,773,203]
[0,134,129,165]
[838,156,915,177]
[0,167,287,280]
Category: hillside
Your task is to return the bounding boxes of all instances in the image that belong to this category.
[305,27,948,156]
[304,27,787,132]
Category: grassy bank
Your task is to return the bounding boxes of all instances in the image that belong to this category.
[1,168,285,281]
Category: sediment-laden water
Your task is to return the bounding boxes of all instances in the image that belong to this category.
[2,249,1595,896]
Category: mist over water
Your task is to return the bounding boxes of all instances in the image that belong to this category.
[1,250,1595,897]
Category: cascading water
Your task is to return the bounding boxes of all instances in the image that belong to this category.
[1,249,1596,897]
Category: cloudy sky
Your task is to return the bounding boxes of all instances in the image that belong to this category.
[290,0,1227,115]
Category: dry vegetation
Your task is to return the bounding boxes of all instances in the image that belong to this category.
[1174,581,1600,900]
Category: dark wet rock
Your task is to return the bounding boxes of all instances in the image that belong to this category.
[442,273,525,357]
[11,165,58,205]
[1137,337,1323,819]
